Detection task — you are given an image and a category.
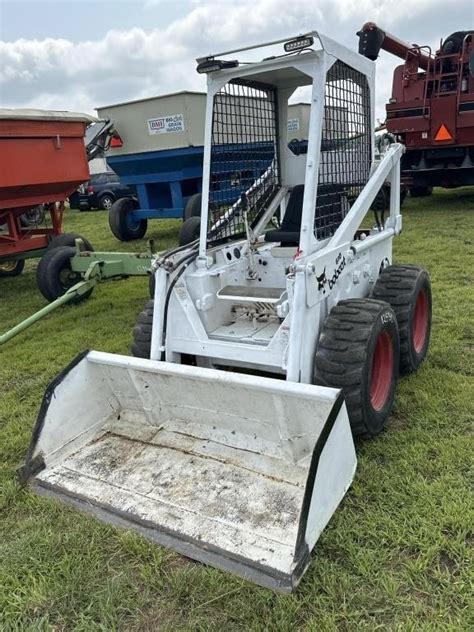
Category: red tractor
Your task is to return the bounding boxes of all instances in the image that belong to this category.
[358,23,474,196]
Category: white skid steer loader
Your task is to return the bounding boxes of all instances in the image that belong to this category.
[21,32,432,592]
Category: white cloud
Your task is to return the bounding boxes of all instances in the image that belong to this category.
[0,0,466,120]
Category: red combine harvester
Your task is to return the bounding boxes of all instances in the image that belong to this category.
[0,110,112,278]
[358,23,474,196]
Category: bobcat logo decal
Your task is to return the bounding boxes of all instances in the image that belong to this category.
[317,267,328,292]
[317,253,346,294]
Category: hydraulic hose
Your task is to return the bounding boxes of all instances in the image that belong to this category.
[160,249,199,359]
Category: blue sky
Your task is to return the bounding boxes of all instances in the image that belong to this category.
[1,0,473,118]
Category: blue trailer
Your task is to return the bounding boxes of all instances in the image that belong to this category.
[106,142,275,242]
[97,92,309,242]
[106,145,204,240]
[97,92,208,241]
[109,146,203,220]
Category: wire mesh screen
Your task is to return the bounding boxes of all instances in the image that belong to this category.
[315,61,371,239]
[207,79,280,245]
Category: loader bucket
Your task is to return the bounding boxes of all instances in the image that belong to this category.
[21,351,356,592]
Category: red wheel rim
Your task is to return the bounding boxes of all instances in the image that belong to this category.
[370,330,394,411]
[413,289,429,354]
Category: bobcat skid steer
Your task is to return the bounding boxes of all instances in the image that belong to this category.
[21,32,432,592]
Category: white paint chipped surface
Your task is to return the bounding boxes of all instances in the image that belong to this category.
[31,352,356,580]
[38,429,303,573]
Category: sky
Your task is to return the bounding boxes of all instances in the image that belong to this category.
[1,0,473,122]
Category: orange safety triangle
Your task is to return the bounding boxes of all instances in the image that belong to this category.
[434,124,453,141]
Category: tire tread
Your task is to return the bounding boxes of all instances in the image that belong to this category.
[315,298,398,438]
[131,300,154,358]
[372,265,431,374]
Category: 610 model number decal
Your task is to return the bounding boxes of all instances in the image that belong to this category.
[316,253,346,293]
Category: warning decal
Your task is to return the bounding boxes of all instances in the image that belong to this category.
[147,114,185,135]
[434,124,453,141]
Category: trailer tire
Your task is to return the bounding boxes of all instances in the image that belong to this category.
[179,216,201,246]
[0,259,25,277]
[183,193,202,221]
[109,197,147,241]
[315,298,400,438]
[20,205,46,227]
[47,232,94,252]
[36,246,93,303]
[132,300,154,358]
[410,186,433,198]
[372,265,431,374]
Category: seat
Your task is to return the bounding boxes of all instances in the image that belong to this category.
[265,184,346,245]
[264,185,304,246]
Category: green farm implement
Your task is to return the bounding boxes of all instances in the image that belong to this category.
[0,242,154,345]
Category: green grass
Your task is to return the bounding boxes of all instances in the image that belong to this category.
[1,192,473,631]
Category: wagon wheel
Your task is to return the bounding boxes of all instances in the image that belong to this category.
[179,216,201,246]
[183,193,202,221]
[108,197,146,241]
[20,205,46,227]
[36,246,93,303]
[0,259,25,277]
[47,232,94,252]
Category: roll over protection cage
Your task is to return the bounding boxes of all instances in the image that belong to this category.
[196,31,376,259]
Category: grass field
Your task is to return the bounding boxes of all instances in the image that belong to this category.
[0,190,473,631]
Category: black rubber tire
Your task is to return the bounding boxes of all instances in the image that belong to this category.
[0,259,25,277]
[315,298,400,438]
[47,232,94,252]
[149,272,155,298]
[108,197,146,241]
[36,246,93,303]
[372,265,432,375]
[131,300,154,358]
[20,205,46,227]
[410,186,433,198]
[99,194,114,211]
[179,216,201,246]
[183,193,202,221]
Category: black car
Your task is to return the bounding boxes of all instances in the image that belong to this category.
[69,172,134,211]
